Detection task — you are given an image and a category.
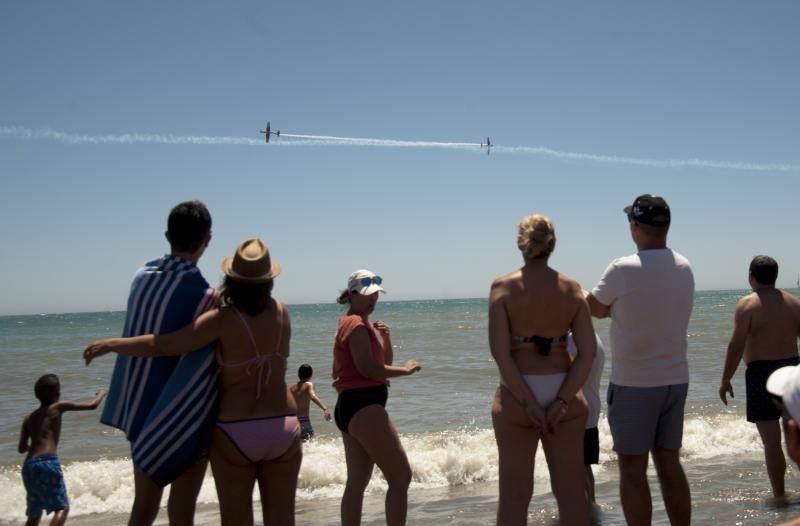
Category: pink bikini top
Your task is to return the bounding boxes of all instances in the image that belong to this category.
[216,303,286,400]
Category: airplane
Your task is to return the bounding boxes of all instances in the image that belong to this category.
[259,121,281,143]
[481,136,492,155]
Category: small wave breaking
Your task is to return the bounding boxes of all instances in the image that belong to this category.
[0,414,764,521]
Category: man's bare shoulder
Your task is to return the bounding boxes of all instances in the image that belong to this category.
[780,289,800,307]
[736,293,759,311]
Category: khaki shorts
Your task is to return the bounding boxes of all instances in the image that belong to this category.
[607,383,688,455]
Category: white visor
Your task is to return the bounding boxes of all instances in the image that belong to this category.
[347,269,386,296]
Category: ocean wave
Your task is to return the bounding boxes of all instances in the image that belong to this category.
[0,415,763,521]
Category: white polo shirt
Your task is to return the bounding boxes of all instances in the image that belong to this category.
[592,248,694,388]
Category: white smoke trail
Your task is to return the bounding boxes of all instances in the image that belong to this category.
[2,125,798,172]
[0,125,263,146]
[281,132,480,151]
[492,145,800,172]
[283,133,800,172]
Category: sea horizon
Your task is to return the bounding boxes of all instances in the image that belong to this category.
[5,286,799,319]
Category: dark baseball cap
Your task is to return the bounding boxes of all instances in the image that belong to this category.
[624,194,671,227]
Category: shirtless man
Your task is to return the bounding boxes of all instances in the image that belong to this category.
[18,374,107,526]
[719,255,800,501]
[290,364,331,441]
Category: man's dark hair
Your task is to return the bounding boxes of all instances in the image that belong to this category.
[167,201,212,253]
[750,255,779,286]
[633,222,669,237]
[220,276,274,316]
[298,364,313,381]
[34,374,60,403]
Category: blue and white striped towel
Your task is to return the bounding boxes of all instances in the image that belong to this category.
[101,254,219,487]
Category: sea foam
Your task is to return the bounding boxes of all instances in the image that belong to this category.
[0,415,763,521]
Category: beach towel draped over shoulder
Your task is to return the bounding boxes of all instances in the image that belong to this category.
[101,254,219,487]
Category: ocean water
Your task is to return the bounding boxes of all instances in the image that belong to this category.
[1,290,800,525]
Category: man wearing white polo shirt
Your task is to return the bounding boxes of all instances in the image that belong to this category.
[588,194,694,526]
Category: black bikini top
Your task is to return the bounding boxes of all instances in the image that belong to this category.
[511,332,569,356]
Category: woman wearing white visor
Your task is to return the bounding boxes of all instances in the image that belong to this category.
[331,270,422,526]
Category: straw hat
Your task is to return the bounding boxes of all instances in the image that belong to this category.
[221,238,281,283]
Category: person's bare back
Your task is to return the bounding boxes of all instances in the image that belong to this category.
[19,380,107,459]
[289,364,330,441]
[290,381,313,418]
[740,288,800,363]
[22,405,64,460]
[720,258,800,407]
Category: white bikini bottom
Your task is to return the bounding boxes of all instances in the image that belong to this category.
[501,373,567,407]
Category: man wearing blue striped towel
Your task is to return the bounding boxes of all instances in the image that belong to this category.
[101,201,218,525]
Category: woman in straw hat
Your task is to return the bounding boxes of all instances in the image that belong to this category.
[489,215,596,525]
[85,238,301,526]
[332,270,422,526]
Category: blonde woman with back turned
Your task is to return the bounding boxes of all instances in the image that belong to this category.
[489,214,596,525]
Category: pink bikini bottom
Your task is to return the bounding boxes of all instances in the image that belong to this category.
[216,415,299,463]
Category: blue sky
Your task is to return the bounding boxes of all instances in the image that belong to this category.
[1,1,799,315]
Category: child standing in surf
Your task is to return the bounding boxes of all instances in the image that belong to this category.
[290,364,331,440]
[18,374,107,526]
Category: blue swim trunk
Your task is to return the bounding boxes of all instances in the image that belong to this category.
[299,416,314,441]
[21,454,69,517]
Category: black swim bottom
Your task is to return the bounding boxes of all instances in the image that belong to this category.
[334,385,389,434]
[746,356,800,423]
[584,426,599,465]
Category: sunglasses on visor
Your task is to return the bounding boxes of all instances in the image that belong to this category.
[357,276,382,287]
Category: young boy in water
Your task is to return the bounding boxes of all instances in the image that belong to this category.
[289,364,331,441]
[18,374,107,526]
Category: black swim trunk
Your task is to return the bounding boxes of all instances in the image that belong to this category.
[583,427,599,465]
[746,356,800,423]
[334,385,388,434]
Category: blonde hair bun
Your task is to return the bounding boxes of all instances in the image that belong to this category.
[517,214,556,260]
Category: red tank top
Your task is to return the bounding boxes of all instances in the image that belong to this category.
[332,314,388,393]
